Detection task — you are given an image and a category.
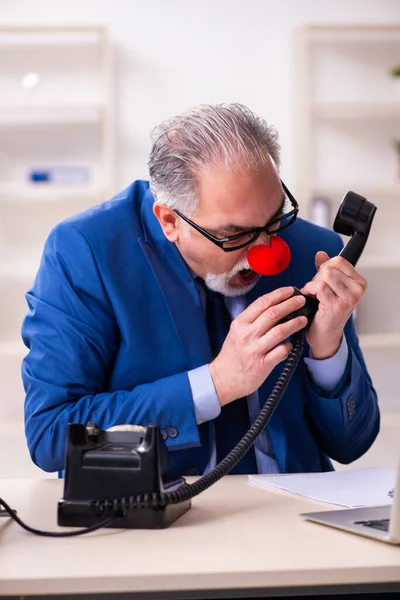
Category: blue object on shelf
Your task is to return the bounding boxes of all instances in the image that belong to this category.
[28,167,90,184]
[30,171,50,182]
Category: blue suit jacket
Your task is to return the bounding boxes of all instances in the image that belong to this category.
[22,180,380,474]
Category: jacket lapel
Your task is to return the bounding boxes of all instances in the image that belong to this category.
[139,190,212,370]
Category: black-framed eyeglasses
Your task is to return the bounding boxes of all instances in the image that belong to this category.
[174,180,299,252]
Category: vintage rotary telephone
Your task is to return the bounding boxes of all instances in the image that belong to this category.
[0,190,377,536]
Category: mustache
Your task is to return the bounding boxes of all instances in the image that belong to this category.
[225,259,252,279]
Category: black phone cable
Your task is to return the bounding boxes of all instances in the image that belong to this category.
[0,497,115,537]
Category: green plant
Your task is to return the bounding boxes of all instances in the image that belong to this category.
[390,65,400,77]
[395,140,400,156]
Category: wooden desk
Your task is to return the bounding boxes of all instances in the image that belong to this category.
[0,477,399,599]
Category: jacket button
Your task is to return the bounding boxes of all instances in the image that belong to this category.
[346,395,355,419]
[167,427,178,439]
[160,429,168,441]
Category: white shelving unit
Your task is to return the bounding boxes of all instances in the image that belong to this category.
[293,24,400,410]
[0,27,114,423]
[312,101,400,119]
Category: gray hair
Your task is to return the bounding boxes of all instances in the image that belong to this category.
[148,103,281,216]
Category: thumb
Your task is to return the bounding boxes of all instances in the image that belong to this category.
[315,251,330,271]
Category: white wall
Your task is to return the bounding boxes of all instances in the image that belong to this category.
[1,0,398,193]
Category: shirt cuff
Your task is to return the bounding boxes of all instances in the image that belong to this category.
[187,365,221,424]
[304,335,349,393]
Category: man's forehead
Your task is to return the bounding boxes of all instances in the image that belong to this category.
[196,167,284,228]
[197,163,281,208]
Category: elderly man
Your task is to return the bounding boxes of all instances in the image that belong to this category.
[22,103,379,475]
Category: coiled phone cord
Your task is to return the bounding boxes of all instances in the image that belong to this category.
[92,330,304,515]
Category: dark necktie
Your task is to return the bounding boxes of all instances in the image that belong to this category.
[203,284,258,474]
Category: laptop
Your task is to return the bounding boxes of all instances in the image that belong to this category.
[300,462,400,544]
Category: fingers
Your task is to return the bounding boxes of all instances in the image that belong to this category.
[264,340,293,371]
[252,293,306,337]
[302,255,367,307]
[258,315,308,356]
[315,255,365,284]
[242,287,299,324]
[315,250,330,271]
[301,280,339,305]
[303,265,366,306]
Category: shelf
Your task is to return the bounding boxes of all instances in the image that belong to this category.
[306,24,400,37]
[357,257,400,270]
[0,261,39,280]
[0,29,105,46]
[0,105,103,125]
[312,102,400,120]
[308,29,400,44]
[0,182,104,203]
[358,333,400,349]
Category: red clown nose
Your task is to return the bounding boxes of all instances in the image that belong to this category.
[247,237,291,276]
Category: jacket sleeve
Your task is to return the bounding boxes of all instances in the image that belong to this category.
[304,315,380,464]
[302,234,380,464]
[22,223,200,473]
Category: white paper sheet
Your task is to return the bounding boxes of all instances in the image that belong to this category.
[248,468,396,508]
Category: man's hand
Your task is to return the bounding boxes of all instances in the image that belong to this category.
[301,251,367,360]
[209,287,307,406]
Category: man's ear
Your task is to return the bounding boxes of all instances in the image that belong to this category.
[153,203,180,242]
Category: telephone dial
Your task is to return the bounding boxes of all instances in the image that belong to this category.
[0,190,377,535]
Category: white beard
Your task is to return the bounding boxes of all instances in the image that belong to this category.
[204,259,260,297]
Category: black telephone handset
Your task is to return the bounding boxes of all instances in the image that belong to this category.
[280,191,377,325]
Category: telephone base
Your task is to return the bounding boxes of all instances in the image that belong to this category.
[58,422,192,530]
[58,497,191,529]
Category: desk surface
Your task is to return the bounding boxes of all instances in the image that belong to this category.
[0,477,399,598]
